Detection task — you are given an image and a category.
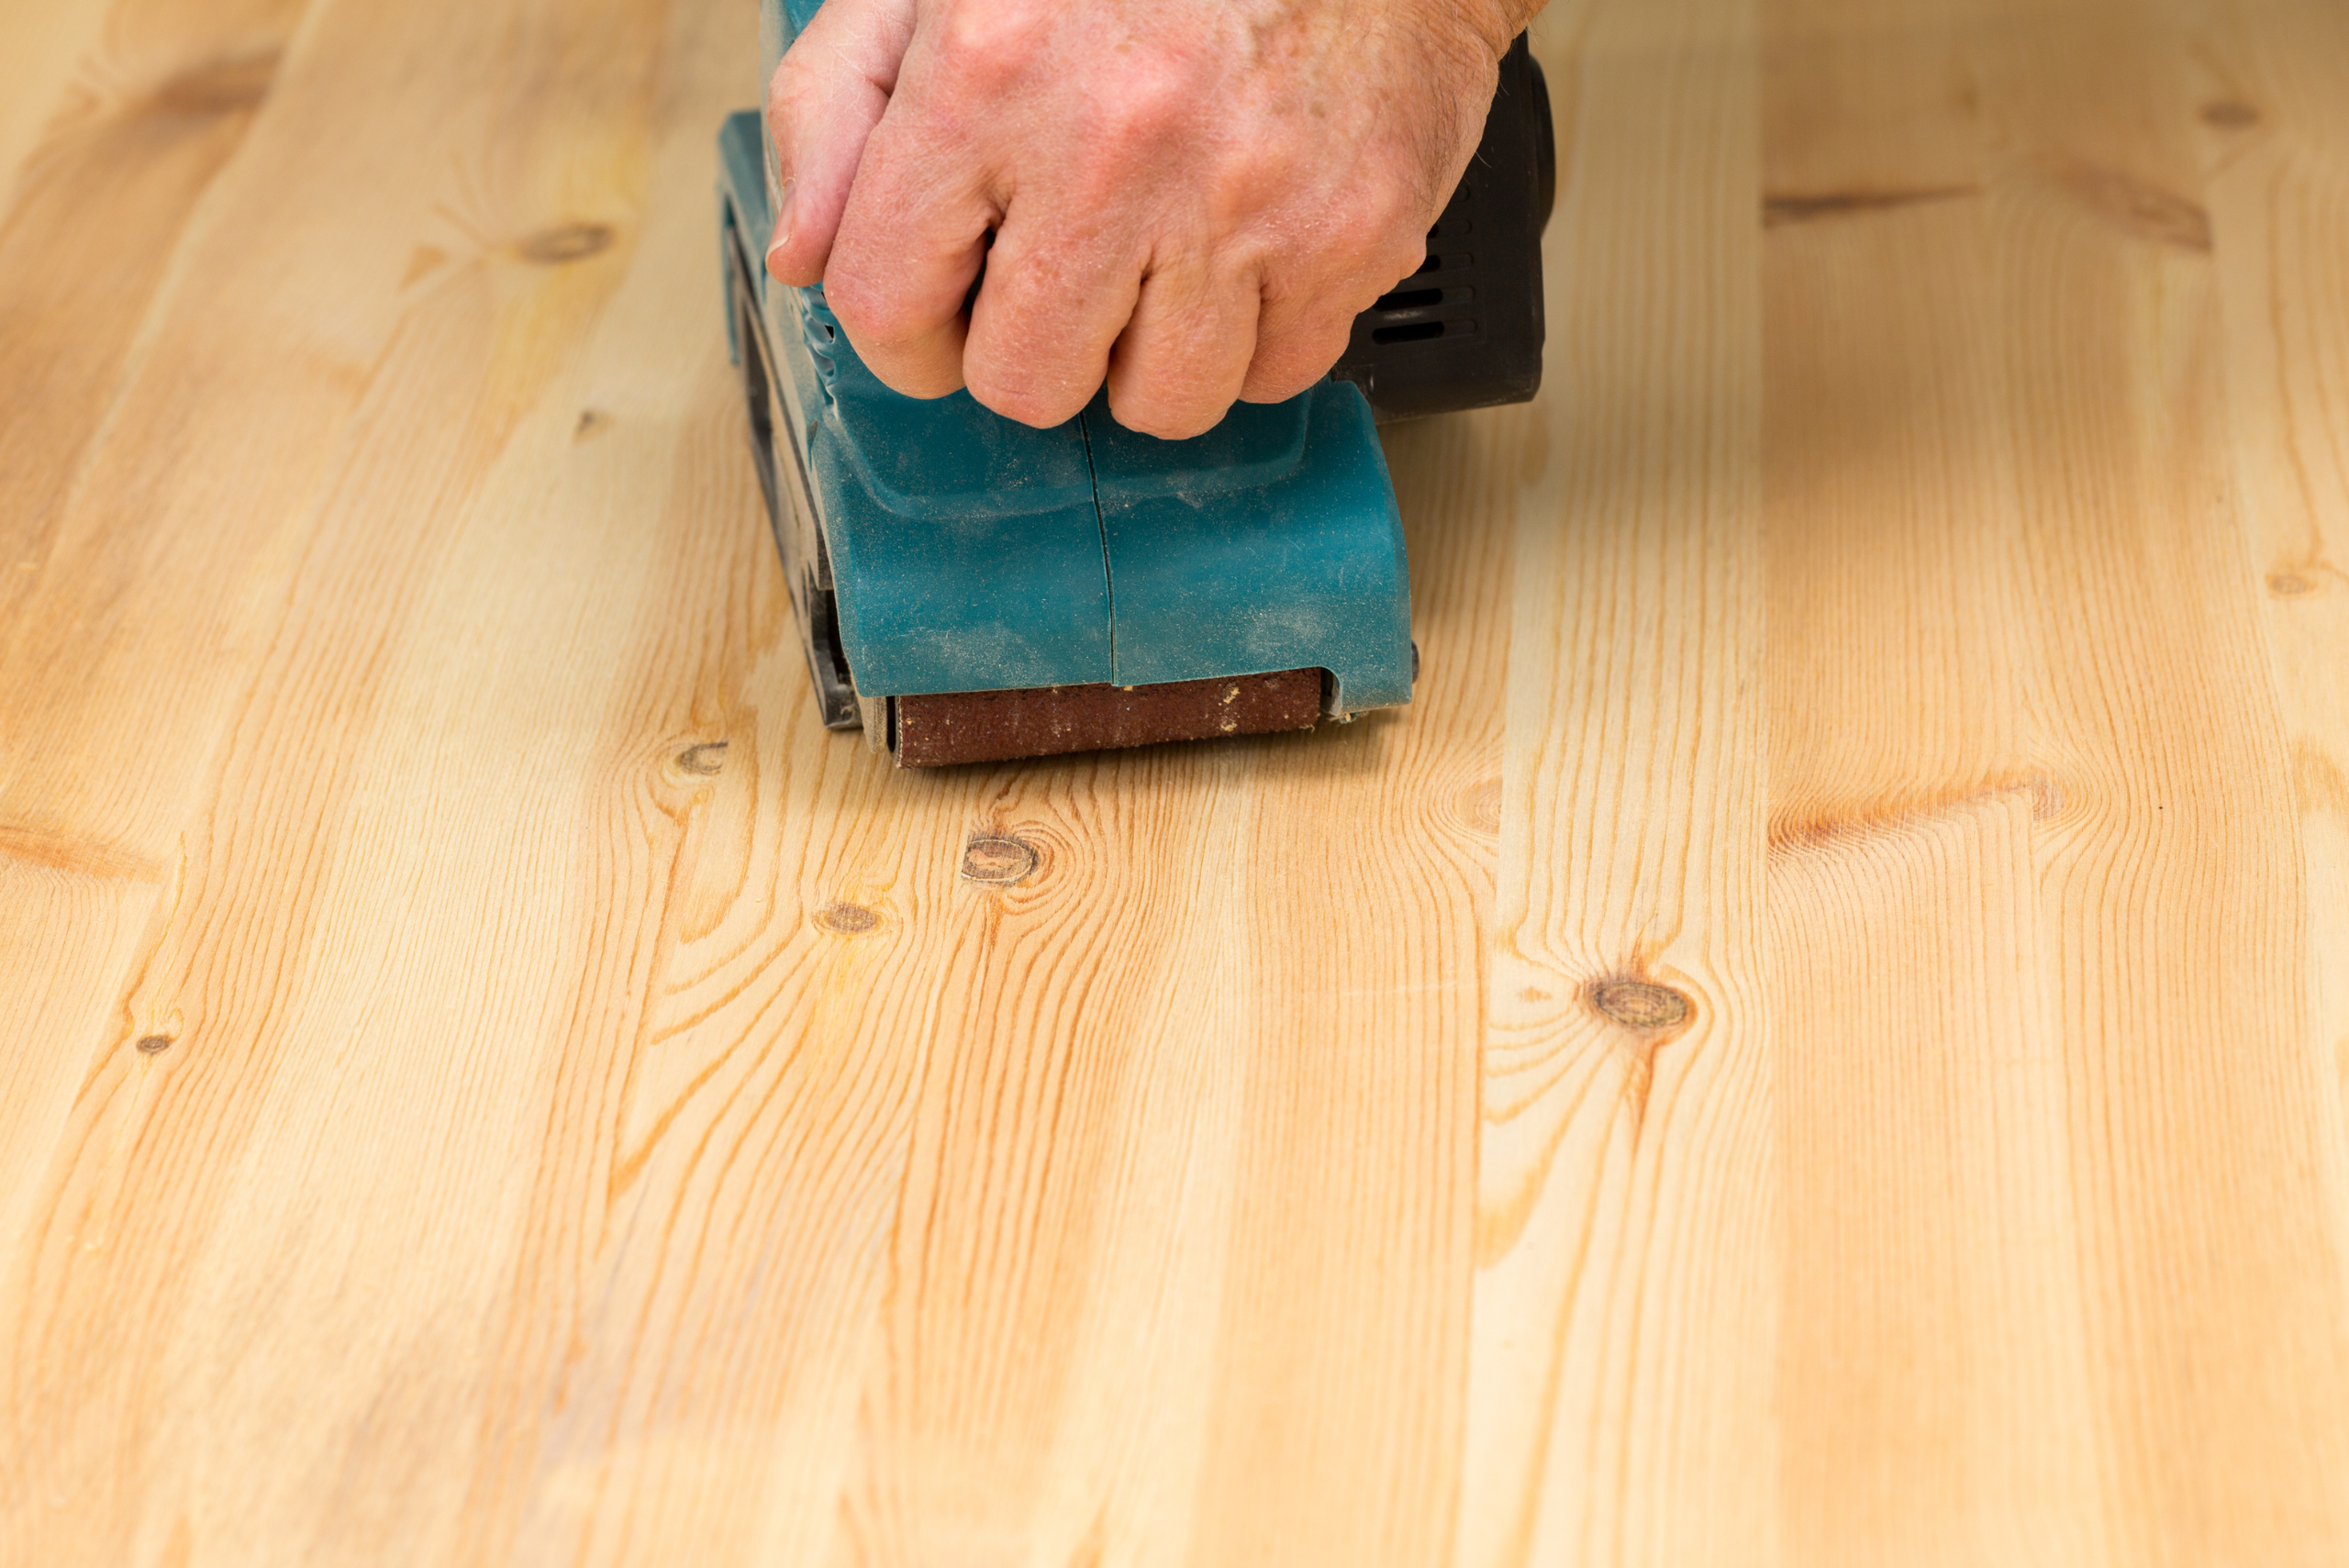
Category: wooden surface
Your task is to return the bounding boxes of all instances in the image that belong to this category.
[5,0,2349,1560]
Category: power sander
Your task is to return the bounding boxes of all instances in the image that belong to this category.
[718,0,1555,767]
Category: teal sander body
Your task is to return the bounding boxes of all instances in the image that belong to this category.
[719,0,1553,766]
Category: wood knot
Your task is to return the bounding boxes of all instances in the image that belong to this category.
[2269,572,2316,598]
[135,1034,174,1055]
[961,835,1038,885]
[153,52,281,117]
[675,742,727,777]
[573,408,613,442]
[2201,100,2261,129]
[814,902,880,936]
[518,223,616,265]
[1590,980,1691,1032]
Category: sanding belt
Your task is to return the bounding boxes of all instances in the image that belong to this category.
[895,668,1322,768]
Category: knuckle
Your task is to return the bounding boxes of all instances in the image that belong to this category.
[1243,360,1321,405]
[975,256,1058,320]
[1092,63,1194,154]
[963,268,1103,428]
[1380,200,1436,270]
[939,1,1051,90]
[1386,233,1431,283]
[1294,206,1430,310]
[1345,195,1416,265]
[1245,320,1352,403]
[823,269,912,346]
[764,52,821,128]
[1203,144,1294,229]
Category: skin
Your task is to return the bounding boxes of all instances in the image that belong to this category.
[764,0,1543,439]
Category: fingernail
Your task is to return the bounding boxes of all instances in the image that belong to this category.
[764,181,795,279]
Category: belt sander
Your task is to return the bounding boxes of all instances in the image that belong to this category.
[718,1,1555,767]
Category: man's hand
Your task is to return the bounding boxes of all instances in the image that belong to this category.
[764,0,1532,439]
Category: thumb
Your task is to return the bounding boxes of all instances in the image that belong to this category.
[765,0,917,287]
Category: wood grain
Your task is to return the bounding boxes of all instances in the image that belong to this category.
[6,0,2349,1562]
[1462,1,1774,1565]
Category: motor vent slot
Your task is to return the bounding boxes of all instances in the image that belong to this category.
[1374,319,1469,345]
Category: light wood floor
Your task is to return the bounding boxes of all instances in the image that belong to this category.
[6,0,2349,1562]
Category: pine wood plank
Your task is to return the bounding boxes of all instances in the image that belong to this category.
[2190,0,2349,1192]
[1760,5,2107,1562]
[1463,6,1774,1566]
[0,0,709,1555]
[1761,1,2349,1562]
[1970,4,2349,1554]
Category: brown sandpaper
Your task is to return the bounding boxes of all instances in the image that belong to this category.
[894,669,1323,767]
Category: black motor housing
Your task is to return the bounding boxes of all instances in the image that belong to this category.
[1329,35,1554,421]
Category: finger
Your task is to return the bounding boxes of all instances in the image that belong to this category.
[1241,235,1426,405]
[959,218,1142,428]
[822,111,996,400]
[1102,261,1261,439]
[1238,291,1369,406]
[763,0,917,288]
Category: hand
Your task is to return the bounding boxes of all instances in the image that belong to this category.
[764,0,1536,439]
